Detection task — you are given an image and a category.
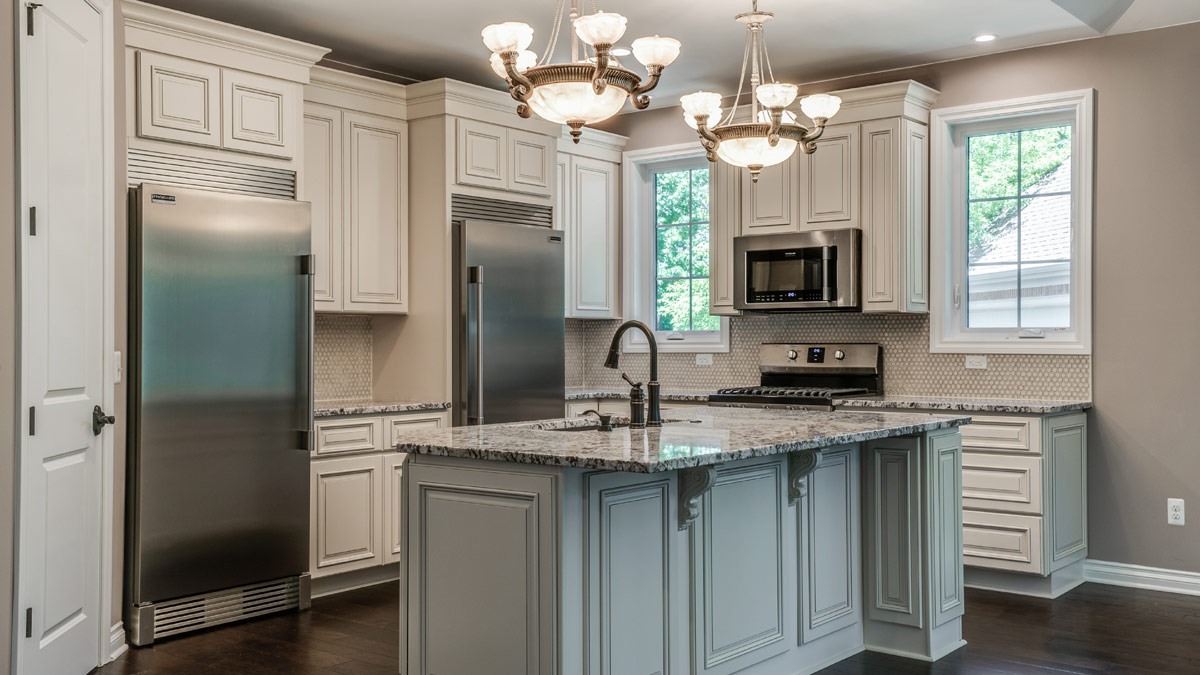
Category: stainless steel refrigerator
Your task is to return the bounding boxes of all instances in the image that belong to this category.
[453,219,566,425]
[126,184,313,646]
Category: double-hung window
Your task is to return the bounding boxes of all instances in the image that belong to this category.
[930,90,1093,354]
[622,148,729,353]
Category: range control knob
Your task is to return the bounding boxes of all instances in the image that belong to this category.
[834,350,846,360]
[786,349,799,361]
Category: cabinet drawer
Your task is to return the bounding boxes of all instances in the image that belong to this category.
[962,453,1042,515]
[963,510,1043,574]
[960,415,1041,454]
[315,417,383,455]
[386,413,446,446]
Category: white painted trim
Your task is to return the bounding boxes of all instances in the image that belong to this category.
[108,623,128,662]
[311,563,400,599]
[865,639,967,663]
[1084,560,1200,597]
[620,144,730,354]
[788,644,866,675]
[929,89,1094,355]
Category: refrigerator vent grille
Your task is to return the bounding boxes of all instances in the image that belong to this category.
[128,148,296,199]
[152,576,301,639]
[451,193,554,228]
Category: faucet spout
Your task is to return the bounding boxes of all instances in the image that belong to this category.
[603,320,662,427]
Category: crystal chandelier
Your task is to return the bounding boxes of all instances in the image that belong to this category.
[680,1,841,182]
[482,1,680,142]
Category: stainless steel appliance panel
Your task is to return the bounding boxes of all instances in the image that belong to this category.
[454,220,565,425]
[128,184,312,604]
[734,229,861,311]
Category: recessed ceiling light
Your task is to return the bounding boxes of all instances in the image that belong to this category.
[974,34,998,43]
[611,47,631,56]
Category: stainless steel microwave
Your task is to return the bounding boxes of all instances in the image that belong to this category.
[733,229,861,311]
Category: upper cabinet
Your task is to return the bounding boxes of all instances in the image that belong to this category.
[708,80,938,315]
[124,1,328,166]
[456,119,555,197]
[303,68,410,314]
[557,128,627,320]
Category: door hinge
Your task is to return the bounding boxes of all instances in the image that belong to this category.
[28,407,35,435]
[26,3,42,37]
[299,254,316,276]
[25,608,32,638]
[29,206,36,236]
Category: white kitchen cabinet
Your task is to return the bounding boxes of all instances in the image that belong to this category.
[301,80,409,314]
[310,454,384,578]
[343,111,409,313]
[740,157,798,235]
[562,154,620,318]
[508,128,555,196]
[456,118,556,196]
[383,453,407,565]
[709,161,742,316]
[302,102,342,309]
[314,416,383,457]
[797,122,860,229]
[222,69,299,159]
[861,118,928,313]
[136,51,222,148]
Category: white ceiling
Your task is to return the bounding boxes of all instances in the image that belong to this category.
[142,0,1200,107]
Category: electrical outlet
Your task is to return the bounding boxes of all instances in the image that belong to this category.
[1169,498,1185,526]
[965,355,988,370]
[695,353,713,366]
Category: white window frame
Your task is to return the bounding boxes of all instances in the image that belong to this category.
[621,143,730,354]
[930,89,1094,354]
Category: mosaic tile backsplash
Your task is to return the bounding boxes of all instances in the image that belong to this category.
[315,314,373,403]
[568,314,1091,400]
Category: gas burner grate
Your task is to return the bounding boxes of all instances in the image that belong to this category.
[714,386,869,398]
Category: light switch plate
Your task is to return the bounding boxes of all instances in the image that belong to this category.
[965,355,988,370]
[695,353,713,366]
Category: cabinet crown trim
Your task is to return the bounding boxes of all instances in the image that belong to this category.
[123,0,331,75]
[404,78,561,135]
[309,66,408,106]
[558,127,628,161]
[805,80,940,124]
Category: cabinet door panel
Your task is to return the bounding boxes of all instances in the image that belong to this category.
[343,112,408,313]
[302,103,342,309]
[799,447,860,644]
[311,455,383,577]
[383,454,406,565]
[709,161,742,315]
[136,51,221,147]
[569,156,619,317]
[740,158,797,234]
[862,119,900,309]
[456,118,507,189]
[222,70,298,159]
[902,120,929,311]
[799,123,859,228]
[508,129,554,196]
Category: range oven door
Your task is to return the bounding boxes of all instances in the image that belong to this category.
[733,229,861,311]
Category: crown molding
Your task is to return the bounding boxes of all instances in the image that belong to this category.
[806,79,941,125]
[558,126,629,161]
[405,78,561,135]
[122,0,330,82]
[306,65,408,119]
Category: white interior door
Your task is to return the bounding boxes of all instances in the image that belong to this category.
[18,0,113,673]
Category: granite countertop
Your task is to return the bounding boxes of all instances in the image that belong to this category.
[314,400,452,418]
[565,387,714,402]
[393,406,969,473]
[833,395,1092,415]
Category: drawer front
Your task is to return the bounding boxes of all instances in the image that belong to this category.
[962,453,1043,515]
[386,413,446,446]
[960,415,1042,454]
[963,510,1043,574]
[316,417,383,456]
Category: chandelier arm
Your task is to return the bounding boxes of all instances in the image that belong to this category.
[630,65,663,110]
[590,44,612,94]
[692,114,722,160]
[766,107,783,147]
[502,51,535,102]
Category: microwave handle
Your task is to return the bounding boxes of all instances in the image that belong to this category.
[821,246,835,301]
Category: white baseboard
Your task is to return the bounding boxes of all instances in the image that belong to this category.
[108,622,128,662]
[312,563,400,599]
[1084,560,1200,597]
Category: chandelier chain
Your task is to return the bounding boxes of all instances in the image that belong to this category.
[540,0,567,66]
[727,23,753,126]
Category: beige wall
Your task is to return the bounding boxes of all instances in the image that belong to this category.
[2,5,16,674]
[601,22,1200,572]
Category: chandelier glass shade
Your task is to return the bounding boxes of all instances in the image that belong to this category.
[482,1,680,142]
[680,1,842,181]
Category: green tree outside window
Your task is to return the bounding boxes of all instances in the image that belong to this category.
[654,168,718,332]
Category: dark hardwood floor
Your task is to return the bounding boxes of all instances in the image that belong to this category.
[94,582,1200,675]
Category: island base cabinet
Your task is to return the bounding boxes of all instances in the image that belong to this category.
[402,459,559,675]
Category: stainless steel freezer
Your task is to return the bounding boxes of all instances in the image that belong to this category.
[453,219,566,426]
[126,184,313,645]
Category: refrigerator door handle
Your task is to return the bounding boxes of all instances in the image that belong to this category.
[301,254,315,451]
[468,265,484,425]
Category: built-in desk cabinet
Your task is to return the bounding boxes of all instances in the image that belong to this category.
[310,409,449,579]
[303,69,409,314]
[709,81,937,316]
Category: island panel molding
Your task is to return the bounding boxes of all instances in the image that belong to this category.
[798,446,860,645]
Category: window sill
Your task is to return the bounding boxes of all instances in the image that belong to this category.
[929,335,1091,355]
[623,328,730,354]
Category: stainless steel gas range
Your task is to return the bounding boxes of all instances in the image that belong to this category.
[707,343,882,411]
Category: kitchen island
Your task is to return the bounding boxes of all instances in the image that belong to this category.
[395,407,970,675]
